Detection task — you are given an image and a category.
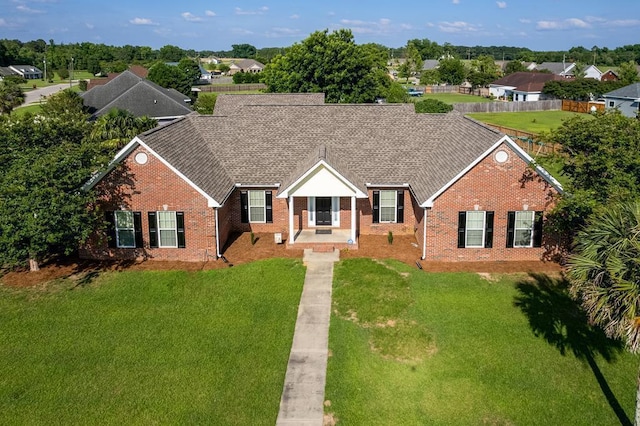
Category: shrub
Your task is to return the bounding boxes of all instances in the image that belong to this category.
[193,93,217,114]
[56,68,69,80]
[414,99,453,114]
[232,72,262,84]
[78,80,88,91]
[387,231,394,245]
[250,231,256,245]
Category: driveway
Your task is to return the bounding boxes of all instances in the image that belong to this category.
[24,83,77,105]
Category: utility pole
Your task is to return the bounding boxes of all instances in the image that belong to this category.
[69,57,74,88]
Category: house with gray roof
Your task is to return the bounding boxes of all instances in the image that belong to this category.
[603,82,640,117]
[533,62,575,78]
[81,70,193,124]
[489,72,563,101]
[81,94,562,264]
[228,59,265,75]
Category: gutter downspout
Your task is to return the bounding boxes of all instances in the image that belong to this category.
[214,207,221,258]
[422,207,428,260]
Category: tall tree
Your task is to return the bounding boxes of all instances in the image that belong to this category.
[619,60,640,85]
[231,43,257,58]
[261,29,389,103]
[405,41,423,76]
[505,60,526,74]
[90,108,157,148]
[0,80,25,115]
[566,201,640,426]
[0,91,105,271]
[437,57,467,85]
[158,44,185,62]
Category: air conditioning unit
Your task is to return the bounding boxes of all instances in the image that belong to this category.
[274,232,283,244]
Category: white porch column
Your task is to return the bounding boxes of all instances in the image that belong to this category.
[288,195,295,244]
[350,195,356,242]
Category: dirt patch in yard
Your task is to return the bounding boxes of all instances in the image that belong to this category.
[1,233,561,287]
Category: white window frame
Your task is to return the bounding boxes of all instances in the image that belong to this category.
[115,211,135,248]
[307,196,340,227]
[465,211,486,248]
[157,211,178,248]
[514,210,535,248]
[379,190,397,223]
[248,190,266,223]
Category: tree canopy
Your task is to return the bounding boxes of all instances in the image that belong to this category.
[437,58,467,85]
[261,29,390,103]
[0,79,25,115]
[0,91,108,271]
[147,59,200,97]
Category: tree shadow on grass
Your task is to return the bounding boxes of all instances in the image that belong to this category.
[514,273,631,426]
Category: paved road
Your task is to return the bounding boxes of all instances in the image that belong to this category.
[24,82,77,105]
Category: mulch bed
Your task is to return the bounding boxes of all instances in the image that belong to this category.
[1,233,562,287]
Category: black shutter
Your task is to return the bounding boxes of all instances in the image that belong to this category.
[240,191,249,223]
[484,211,494,248]
[372,191,380,223]
[457,211,466,248]
[176,211,186,248]
[133,212,143,248]
[533,211,543,247]
[106,211,116,248]
[396,190,404,223]
[506,211,515,248]
[148,212,158,248]
[265,191,273,223]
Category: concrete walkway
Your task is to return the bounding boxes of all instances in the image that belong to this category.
[276,249,339,426]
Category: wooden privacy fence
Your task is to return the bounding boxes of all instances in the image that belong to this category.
[561,99,605,113]
[458,87,489,97]
[199,83,267,93]
[453,100,562,113]
[481,124,561,155]
[423,85,460,93]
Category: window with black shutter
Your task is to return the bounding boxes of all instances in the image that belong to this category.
[240,191,249,223]
[372,191,380,223]
[396,190,404,223]
[148,211,158,248]
[265,191,273,223]
[176,211,186,248]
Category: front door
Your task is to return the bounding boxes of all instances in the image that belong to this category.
[316,197,332,226]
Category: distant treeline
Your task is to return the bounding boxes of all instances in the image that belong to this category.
[1,38,638,75]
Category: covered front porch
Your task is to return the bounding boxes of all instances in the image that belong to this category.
[288,228,357,250]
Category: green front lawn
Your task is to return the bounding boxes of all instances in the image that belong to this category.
[468,110,591,134]
[0,259,305,425]
[326,258,637,425]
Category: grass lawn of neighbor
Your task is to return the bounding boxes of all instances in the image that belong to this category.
[0,259,305,425]
[325,258,637,425]
[468,110,591,134]
[420,92,494,104]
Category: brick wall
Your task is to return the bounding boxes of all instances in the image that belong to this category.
[81,145,217,262]
[424,143,558,262]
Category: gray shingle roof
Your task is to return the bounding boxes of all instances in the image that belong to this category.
[138,102,503,205]
[213,93,325,115]
[81,70,192,119]
[535,62,574,75]
[603,82,640,100]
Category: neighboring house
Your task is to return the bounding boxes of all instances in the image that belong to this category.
[583,65,603,80]
[0,64,43,80]
[198,65,212,82]
[601,70,619,82]
[86,65,148,91]
[602,82,640,117]
[81,70,193,125]
[421,60,440,71]
[81,94,562,264]
[489,72,563,101]
[228,59,265,75]
[201,57,221,65]
[532,62,576,78]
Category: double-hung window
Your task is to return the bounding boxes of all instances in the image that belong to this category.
[458,211,494,248]
[107,211,142,249]
[240,190,273,223]
[507,211,543,248]
[148,211,186,248]
[372,190,404,223]
[115,211,135,248]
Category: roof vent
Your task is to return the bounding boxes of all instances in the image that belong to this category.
[318,145,326,160]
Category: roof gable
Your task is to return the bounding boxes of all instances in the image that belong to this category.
[490,72,562,92]
[603,82,640,100]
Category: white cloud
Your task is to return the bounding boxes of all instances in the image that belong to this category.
[130,17,158,26]
[16,4,44,13]
[235,6,268,15]
[85,23,94,29]
[181,12,203,22]
[452,0,460,4]
[519,18,531,24]
[608,19,640,27]
[496,1,507,8]
[0,18,7,27]
[205,10,216,17]
[536,18,589,30]
[337,17,411,36]
[266,27,303,38]
[439,21,480,33]
[231,27,254,35]
[290,14,300,19]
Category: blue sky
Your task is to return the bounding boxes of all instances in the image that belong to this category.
[2,0,639,51]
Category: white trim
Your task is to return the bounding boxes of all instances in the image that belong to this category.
[248,190,266,223]
[82,137,221,208]
[288,195,294,244]
[214,207,221,258]
[114,210,135,248]
[332,197,340,227]
[276,160,367,199]
[307,197,315,227]
[421,135,563,207]
[156,211,178,248]
[350,196,356,242]
[421,208,428,260]
[465,210,486,248]
[513,210,535,248]
[378,190,397,223]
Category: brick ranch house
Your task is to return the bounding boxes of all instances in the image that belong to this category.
[81,94,563,263]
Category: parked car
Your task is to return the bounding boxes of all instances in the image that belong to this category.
[407,88,424,97]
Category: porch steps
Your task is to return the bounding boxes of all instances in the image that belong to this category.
[286,241,358,251]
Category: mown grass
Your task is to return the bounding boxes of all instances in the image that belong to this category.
[420,92,494,104]
[326,258,637,425]
[0,259,305,425]
[468,110,591,134]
